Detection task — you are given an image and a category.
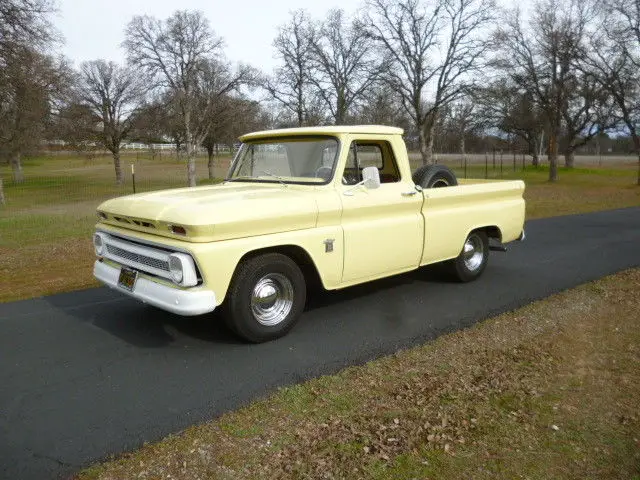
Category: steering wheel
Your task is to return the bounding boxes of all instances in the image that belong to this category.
[315,166,333,181]
[341,168,360,185]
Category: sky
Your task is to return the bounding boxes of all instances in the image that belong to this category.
[54,0,366,73]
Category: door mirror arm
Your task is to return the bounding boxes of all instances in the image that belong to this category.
[342,166,381,196]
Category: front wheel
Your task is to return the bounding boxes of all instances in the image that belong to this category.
[445,231,489,282]
[223,253,306,343]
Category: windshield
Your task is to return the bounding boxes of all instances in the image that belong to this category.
[227,136,339,185]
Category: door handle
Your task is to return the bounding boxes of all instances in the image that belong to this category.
[401,190,418,196]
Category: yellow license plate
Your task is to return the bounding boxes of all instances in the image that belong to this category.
[117,267,138,291]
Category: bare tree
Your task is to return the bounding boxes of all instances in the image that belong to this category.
[266,10,317,127]
[0,0,58,54]
[365,0,495,165]
[191,58,258,179]
[494,0,595,181]
[477,80,546,166]
[356,82,412,129]
[446,99,483,160]
[309,8,381,124]
[77,60,145,184]
[202,96,270,176]
[0,47,69,183]
[130,95,175,146]
[561,71,616,167]
[0,0,60,195]
[124,10,224,187]
[586,0,640,185]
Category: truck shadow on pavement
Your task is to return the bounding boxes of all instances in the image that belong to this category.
[45,264,451,348]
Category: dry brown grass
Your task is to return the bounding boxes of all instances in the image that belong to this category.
[524,181,640,219]
[0,238,99,302]
[75,268,640,480]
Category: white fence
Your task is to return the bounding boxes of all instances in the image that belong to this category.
[42,140,233,154]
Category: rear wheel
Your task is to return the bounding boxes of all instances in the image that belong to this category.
[445,230,489,282]
[223,253,306,343]
[412,164,458,188]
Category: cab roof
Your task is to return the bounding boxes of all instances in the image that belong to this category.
[239,125,404,141]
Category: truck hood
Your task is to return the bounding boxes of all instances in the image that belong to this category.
[97,183,319,242]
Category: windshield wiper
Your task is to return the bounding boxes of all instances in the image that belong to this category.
[258,170,288,187]
[224,171,288,187]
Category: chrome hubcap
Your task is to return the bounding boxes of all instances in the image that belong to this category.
[463,234,484,271]
[432,179,449,188]
[251,273,294,326]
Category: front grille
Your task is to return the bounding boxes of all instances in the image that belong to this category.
[99,233,175,280]
[106,244,169,271]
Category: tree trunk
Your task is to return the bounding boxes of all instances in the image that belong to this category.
[186,143,196,187]
[629,132,640,186]
[207,144,215,180]
[419,121,435,166]
[528,137,539,167]
[184,111,197,187]
[335,93,346,125]
[175,138,181,162]
[11,152,24,183]
[564,147,575,169]
[548,130,559,182]
[418,126,428,165]
[460,136,466,167]
[112,150,124,185]
[0,177,5,205]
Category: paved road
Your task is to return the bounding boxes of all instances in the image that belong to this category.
[1,207,639,480]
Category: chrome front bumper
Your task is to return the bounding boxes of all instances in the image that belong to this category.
[94,260,216,316]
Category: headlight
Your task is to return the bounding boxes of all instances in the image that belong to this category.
[167,253,198,286]
[168,254,183,283]
[93,233,105,256]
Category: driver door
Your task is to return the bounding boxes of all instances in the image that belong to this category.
[339,139,423,284]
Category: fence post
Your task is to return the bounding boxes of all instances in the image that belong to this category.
[492,148,496,169]
[522,152,525,171]
[131,163,136,194]
[464,156,467,179]
[513,151,516,172]
[500,153,503,177]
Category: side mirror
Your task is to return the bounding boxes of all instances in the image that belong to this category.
[362,166,381,189]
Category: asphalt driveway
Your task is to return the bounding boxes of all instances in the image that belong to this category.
[1,207,639,479]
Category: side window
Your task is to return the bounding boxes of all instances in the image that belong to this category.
[357,144,383,169]
[342,141,401,185]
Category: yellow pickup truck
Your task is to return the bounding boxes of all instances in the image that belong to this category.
[92,125,525,342]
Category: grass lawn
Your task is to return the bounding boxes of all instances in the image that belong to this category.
[2,152,638,303]
[74,268,640,480]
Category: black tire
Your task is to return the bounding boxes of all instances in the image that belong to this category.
[223,253,306,343]
[412,164,458,188]
[445,230,489,282]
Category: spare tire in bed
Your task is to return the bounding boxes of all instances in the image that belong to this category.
[412,164,458,188]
